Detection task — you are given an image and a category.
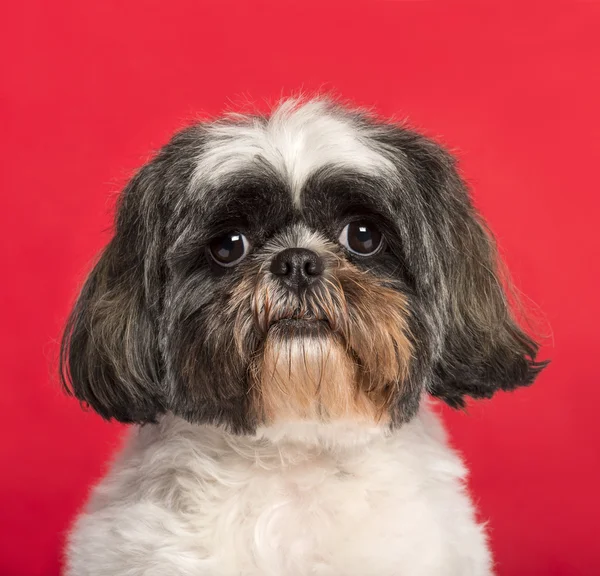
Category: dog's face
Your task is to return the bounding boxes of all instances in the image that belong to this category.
[61,100,546,432]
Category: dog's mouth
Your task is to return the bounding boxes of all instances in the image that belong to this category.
[267,314,331,335]
[271,317,329,327]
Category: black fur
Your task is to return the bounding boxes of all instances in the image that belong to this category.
[369,126,548,405]
[60,102,547,431]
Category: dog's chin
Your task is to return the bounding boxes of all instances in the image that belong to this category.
[252,318,390,428]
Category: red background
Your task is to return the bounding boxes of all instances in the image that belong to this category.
[1,2,599,575]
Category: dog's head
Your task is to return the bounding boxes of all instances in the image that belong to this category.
[60,99,547,432]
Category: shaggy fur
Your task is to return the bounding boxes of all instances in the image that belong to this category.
[61,98,546,575]
[68,409,490,576]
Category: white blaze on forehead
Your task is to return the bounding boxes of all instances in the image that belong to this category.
[192,99,396,205]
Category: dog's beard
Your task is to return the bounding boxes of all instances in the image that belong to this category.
[258,322,364,422]
[227,251,413,425]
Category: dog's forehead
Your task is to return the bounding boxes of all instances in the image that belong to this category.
[191,99,396,207]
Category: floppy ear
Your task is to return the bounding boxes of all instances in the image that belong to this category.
[60,165,166,423]
[430,210,548,408]
[399,134,548,407]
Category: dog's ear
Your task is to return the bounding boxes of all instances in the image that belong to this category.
[431,211,548,408]
[394,131,548,408]
[60,163,166,423]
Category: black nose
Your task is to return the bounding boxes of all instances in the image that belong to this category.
[270,248,324,291]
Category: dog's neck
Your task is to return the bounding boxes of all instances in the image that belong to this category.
[153,413,394,465]
[253,419,392,451]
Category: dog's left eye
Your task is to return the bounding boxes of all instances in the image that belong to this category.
[339,221,383,255]
[208,232,249,267]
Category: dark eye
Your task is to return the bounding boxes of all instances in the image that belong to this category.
[339,221,383,255]
[208,232,249,267]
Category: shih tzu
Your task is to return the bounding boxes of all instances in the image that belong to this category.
[60,98,547,576]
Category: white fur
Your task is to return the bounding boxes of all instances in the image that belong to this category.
[66,405,492,576]
[192,99,397,206]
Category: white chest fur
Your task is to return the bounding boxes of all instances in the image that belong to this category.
[66,407,492,576]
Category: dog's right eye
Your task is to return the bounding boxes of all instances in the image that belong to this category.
[208,232,249,267]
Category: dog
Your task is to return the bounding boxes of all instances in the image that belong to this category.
[60,98,547,575]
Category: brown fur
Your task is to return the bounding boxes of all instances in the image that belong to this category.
[226,248,412,425]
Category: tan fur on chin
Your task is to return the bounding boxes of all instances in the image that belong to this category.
[253,328,388,424]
